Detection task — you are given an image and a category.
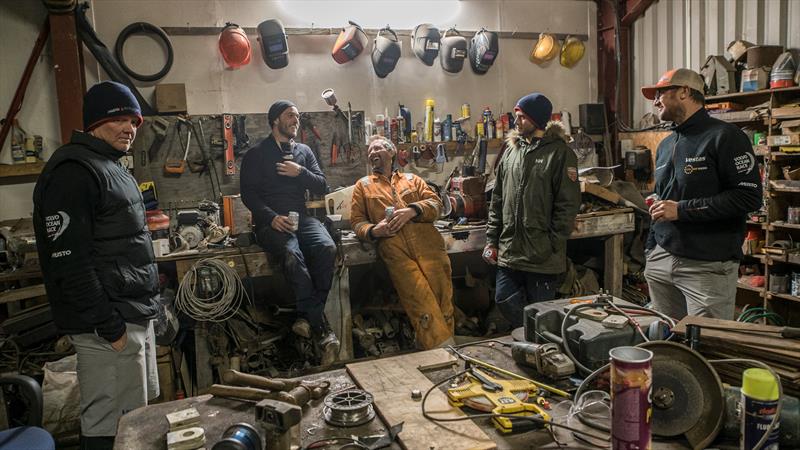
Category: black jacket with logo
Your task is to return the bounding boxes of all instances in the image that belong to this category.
[32,132,159,342]
[646,108,762,261]
[240,135,327,229]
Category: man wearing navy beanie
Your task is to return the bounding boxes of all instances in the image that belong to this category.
[33,81,159,449]
[485,92,581,327]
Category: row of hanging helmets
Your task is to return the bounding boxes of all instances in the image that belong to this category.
[218,20,586,77]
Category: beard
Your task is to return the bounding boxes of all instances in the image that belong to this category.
[371,156,384,174]
[278,121,297,139]
[659,103,685,123]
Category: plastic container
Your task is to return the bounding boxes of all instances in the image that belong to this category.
[425,99,435,142]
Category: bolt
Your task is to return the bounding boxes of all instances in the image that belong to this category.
[411,389,422,401]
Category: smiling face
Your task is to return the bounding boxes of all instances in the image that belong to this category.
[367,137,395,174]
[653,86,685,123]
[89,116,139,152]
[273,106,300,140]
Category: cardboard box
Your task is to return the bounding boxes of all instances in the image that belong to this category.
[741,68,769,92]
[768,134,800,146]
[155,83,187,113]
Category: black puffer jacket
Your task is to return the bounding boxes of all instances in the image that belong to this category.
[646,108,763,261]
[33,132,159,342]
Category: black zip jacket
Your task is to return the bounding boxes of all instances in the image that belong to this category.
[32,132,159,342]
[646,108,762,261]
[240,135,327,229]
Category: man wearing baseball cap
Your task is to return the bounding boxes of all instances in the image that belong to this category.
[642,68,762,320]
[33,81,159,449]
[484,93,581,327]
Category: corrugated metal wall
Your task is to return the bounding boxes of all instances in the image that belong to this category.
[631,0,800,123]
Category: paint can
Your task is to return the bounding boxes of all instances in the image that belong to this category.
[741,368,780,450]
[609,346,653,450]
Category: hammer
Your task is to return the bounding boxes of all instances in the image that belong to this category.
[209,384,314,407]
[221,369,330,400]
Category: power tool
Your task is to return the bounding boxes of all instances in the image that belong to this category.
[509,341,575,380]
[446,367,551,433]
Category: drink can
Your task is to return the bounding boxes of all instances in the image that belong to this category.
[385,206,395,221]
[461,103,471,119]
[288,211,299,231]
[482,246,497,262]
[645,193,659,208]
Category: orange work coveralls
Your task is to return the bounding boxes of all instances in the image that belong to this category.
[350,171,455,349]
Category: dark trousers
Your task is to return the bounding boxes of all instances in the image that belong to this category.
[495,266,558,328]
[256,215,336,329]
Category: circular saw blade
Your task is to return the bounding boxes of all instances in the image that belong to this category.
[639,341,724,449]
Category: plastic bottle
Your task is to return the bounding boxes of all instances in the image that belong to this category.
[399,104,411,141]
[443,114,452,141]
[375,115,385,136]
[425,99,435,142]
[390,118,398,143]
[433,117,442,142]
[397,116,406,143]
[10,120,26,164]
[384,107,390,137]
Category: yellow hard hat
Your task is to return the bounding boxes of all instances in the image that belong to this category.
[530,33,559,65]
[560,35,585,68]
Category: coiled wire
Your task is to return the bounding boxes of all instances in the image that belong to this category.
[175,258,249,322]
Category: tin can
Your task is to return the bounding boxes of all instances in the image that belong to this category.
[610,347,653,450]
[741,368,780,450]
[288,211,299,232]
[385,206,395,221]
[461,103,471,119]
[482,246,497,263]
[645,193,659,208]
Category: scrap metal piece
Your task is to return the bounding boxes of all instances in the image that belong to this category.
[323,389,376,427]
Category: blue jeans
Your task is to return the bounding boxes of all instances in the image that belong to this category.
[256,215,336,329]
[495,267,558,328]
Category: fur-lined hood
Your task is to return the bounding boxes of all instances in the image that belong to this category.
[504,121,570,151]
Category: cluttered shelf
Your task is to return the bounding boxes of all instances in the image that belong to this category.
[736,282,765,294]
[705,85,800,102]
[767,292,800,303]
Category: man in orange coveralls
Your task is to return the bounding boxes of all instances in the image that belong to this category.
[350,135,455,349]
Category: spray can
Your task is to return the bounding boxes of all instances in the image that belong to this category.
[425,99,435,142]
[476,121,485,137]
[443,114,453,141]
[609,346,653,450]
[397,116,406,143]
[390,118,399,143]
[375,115,385,137]
[384,108,391,137]
[461,103,471,119]
[487,120,496,140]
[399,104,411,140]
[741,368,780,450]
[415,122,424,143]
[433,117,442,142]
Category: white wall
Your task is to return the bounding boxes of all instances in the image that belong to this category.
[631,0,800,124]
[1,0,598,220]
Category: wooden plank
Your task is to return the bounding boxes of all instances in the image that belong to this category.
[174,252,271,281]
[0,284,45,304]
[604,233,624,297]
[0,162,45,185]
[580,181,622,204]
[347,349,495,450]
[674,316,800,352]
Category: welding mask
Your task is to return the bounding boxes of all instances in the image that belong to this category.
[257,19,289,69]
[411,23,440,66]
[440,28,468,73]
[332,21,368,64]
[218,23,251,69]
[469,28,499,75]
[372,27,401,78]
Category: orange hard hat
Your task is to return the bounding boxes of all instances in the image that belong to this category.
[219,23,252,69]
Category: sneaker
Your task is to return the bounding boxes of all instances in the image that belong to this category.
[291,318,312,339]
[318,329,340,366]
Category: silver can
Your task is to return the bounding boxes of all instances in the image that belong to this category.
[385,206,395,221]
[288,211,299,231]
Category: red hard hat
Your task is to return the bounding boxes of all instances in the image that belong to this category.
[219,23,252,68]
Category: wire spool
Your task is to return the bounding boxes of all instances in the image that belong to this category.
[323,389,376,427]
[212,423,262,450]
[175,258,249,322]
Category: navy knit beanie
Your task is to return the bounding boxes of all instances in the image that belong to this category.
[514,93,553,130]
[268,100,296,127]
[83,81,143,131]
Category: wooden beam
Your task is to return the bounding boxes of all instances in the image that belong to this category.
[50,13,85,144]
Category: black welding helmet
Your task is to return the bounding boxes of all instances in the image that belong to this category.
[411,23,440,66]
[372,26,401,78]
[469,28,499,75]
[257,19,289,69]
[440,27,468,73]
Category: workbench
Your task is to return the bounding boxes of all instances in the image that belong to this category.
[115,336,695,450]
[154,209,635,388]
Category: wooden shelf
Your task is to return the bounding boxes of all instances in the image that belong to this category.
[769,152,800,159]
[706,86,800,102]
[742,253,766,262]
[770,222,800,231]
[737,282,764,294]
[395,138,503,152]
[767,292,800,303]
[0,162,44,185]
[746,220,767,228]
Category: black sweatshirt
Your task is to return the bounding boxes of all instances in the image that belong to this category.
[646,108,763,261]
[240,135,327,228]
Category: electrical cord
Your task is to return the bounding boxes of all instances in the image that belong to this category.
[175,258,250,322]
[114,22,174,82]
[421,369,611,443]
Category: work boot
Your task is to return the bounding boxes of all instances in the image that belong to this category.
[317,325,340,366]
[291,318,312,339]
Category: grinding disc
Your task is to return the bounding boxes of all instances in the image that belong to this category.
[639,341,724,450]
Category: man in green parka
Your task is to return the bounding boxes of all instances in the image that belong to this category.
[483,92,581,327]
